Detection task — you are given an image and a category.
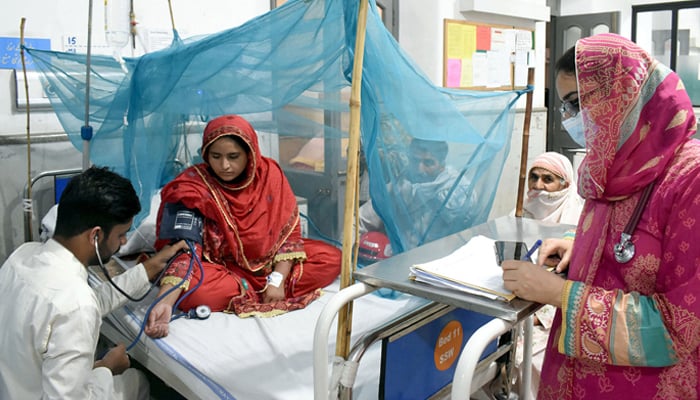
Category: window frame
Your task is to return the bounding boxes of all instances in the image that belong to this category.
[632,1,700,107]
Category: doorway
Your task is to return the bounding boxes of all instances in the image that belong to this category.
[546,12,620,160]
[280,0,398,241]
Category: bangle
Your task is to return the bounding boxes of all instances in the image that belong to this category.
[266,271,284,288]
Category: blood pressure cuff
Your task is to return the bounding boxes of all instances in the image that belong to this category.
[159,202,204,244]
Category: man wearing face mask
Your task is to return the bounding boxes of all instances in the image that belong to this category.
[358,138,475,249]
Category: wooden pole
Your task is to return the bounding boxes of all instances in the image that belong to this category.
[515,68,535,217]
[335,0,369,360]
[167,0,177,32]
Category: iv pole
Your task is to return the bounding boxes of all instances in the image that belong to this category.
[81,0,95,171]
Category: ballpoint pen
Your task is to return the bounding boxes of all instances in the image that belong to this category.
[522,239,542,261]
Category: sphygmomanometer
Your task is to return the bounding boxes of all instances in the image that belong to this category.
[156,202,210,320]
[158,202,204,244]
[106,202,210,352]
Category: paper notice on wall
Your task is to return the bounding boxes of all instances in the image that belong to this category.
[62,34,111,55]
[0,36,50,70]
[472,52,487,87]
[146,30,175,52]
[514,50,528,87]
[446,23,476,59]
[487,50,510,88]
[516,30,533,51]
[446,58,462,88]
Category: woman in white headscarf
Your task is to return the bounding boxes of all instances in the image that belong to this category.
[508,152,584,398]
[522,151,583,225]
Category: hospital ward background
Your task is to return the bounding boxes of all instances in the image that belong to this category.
[0,0,699,399]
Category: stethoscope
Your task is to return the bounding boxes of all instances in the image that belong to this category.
[613,183,654,263]
[93,235,212,355]
[94,235,160,303]
[93,236,211,319]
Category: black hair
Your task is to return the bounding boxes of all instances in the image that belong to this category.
[555,45,576,76]
[53,166,141,238]
[203,133,251,161]
[410,138,448,163]
[228,134,250,154]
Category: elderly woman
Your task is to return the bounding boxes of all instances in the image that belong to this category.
[522,151,584,225]
[145,115,341,338]
[512,152,583,396]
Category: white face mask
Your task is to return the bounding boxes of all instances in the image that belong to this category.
[562,113,585,147]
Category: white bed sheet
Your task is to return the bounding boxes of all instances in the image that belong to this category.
[99,276,429,400]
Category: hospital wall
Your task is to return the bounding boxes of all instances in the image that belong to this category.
[0,0,547,261]
[0,1,271,261]
[0,0,692,262]
[398,0,550,219]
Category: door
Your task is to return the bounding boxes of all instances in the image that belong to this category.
[547,12,619,160]
[376,0,399,39]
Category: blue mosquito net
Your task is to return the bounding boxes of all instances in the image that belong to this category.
[26,0,526,255]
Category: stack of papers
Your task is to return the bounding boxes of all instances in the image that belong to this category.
[409,235,516,302]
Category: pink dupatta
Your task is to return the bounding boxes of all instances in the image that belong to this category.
[539,33,699,399]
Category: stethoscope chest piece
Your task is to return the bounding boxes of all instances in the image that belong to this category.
[614,232,635,263]
[613,183,655,264]
[188,305,212,320]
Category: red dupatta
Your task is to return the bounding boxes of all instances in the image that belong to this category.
[158,115,300,272]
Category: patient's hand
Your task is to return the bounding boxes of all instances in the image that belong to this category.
[263,284,285,303]
[142,240,190,280]
[145,302,172,338]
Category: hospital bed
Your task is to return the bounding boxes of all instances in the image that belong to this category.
[37,173,513,400]
[90,216,517,399]
[314,216,574,400]
[95,269,431,400]
[60,189,427,400]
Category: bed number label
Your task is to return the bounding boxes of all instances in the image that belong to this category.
[433,320,463,371]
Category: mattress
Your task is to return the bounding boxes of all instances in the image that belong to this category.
[96,269,429,400]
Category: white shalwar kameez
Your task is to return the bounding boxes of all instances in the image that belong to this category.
[0,239,150,400]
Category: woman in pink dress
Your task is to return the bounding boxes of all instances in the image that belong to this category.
[502,33,700,399]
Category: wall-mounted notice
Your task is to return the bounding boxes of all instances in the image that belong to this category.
[0,36,50,70]
[443,20,534,90]
[62,34,112,55]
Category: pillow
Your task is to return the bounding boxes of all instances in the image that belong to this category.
[40,190,162,256]
[39,204,59,242]
[116,190,162,256]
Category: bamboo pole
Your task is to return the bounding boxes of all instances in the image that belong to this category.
[335,0,369,360]
[514,68,535,217]
[167,0,177,32]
